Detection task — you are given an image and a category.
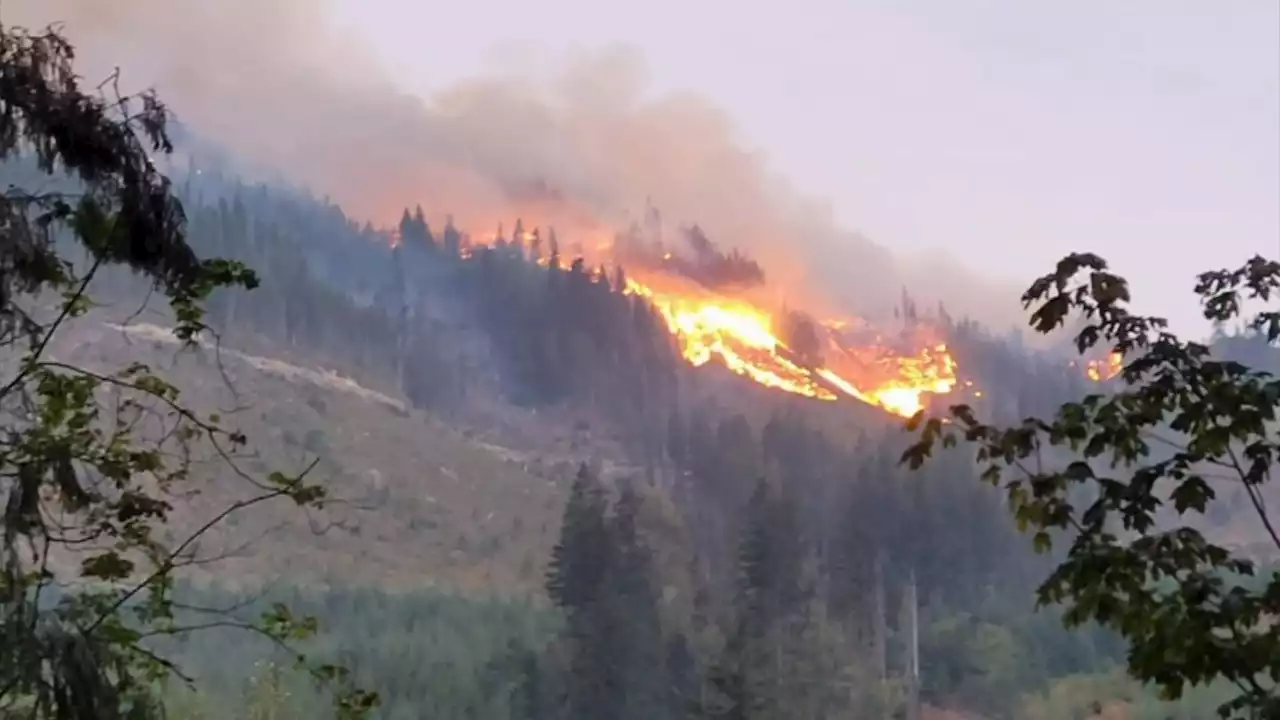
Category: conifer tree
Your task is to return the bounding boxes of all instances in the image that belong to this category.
[412,204,433,248]
[545,464,613,718]
[442,215,462,258]
[608,479,668,720]
[398,208,414,247]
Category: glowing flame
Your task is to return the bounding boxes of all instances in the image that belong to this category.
[434,219,962,418]
[822,340,958,417]
[1086,352,1122,382]
[625,278,839,400]
[622,275,958,417]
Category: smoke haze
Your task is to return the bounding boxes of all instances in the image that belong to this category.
[5,0,1024,326]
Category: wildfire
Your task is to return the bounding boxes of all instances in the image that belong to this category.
[445,219,963,418]
[622,274,959,418]
[1086,352,1122,382]
[624,278,839,401]
[822,342,958,417]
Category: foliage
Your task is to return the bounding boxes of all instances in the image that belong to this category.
[128,577,1145,720]
[146,584,555,720]
[0,22,374,718]
[1019,668,1237,720]
[0,23,256,345]
[545,467,671,719]
[903,252,1280,717]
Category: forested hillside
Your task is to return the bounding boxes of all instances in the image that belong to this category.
[7,151,1275,718]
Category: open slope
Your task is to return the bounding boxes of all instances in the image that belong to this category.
[46,314,574,594]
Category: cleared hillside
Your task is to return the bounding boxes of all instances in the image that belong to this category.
[45,313,573,595]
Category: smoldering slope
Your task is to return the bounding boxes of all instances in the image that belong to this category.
[6,0,1024,328]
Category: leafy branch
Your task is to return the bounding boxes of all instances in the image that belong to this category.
[901,252,1280,718]
[0,20,377,719]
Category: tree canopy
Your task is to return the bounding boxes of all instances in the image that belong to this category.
[904,252,1280,718]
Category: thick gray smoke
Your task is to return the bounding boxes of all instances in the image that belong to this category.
[5,0,1024,327]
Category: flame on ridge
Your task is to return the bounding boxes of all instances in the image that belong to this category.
[620,271,959,418]
[453,224,963,418]
[623,277,840,401]
[821,341,959,417]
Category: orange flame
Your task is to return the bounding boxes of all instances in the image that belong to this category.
[624,278,839,401]
[622,273,958,417]
[446,222,962,418]
[1086,352,1122,382]
[823,343,958,417]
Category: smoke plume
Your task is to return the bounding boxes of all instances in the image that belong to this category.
[4,0,1024,326]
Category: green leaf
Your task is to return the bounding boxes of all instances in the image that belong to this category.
[1170,477,1214,515]
[81,551,135,580]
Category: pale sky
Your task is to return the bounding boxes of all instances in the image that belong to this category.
[332,0,1279,334]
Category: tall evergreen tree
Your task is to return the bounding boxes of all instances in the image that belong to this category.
[545,464,613,718]
[413,204,434,248]
[442,215,462,258]
[608,480,668,720]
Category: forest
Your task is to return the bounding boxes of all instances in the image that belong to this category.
[1,20,1276,720]
[52,165,1254,719]
[2,136,1276,719]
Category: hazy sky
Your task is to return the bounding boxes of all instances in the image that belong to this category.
[332,0,1279,333]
